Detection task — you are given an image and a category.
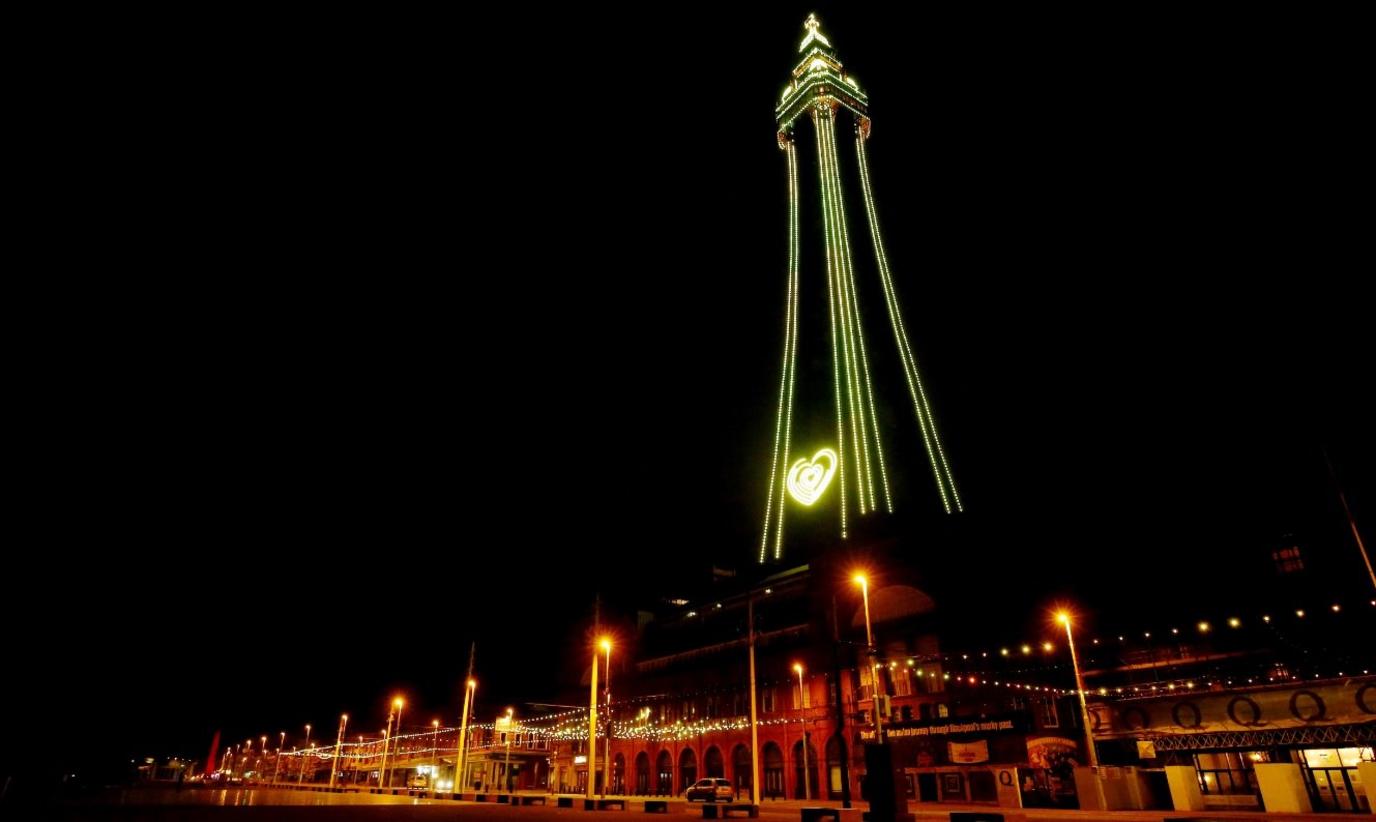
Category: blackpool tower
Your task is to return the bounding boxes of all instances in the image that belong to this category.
[760,15,961,563]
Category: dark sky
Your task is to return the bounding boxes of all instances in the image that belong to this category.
[13,4,1371,782]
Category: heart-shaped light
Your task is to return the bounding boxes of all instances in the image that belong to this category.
[787,448,838,506]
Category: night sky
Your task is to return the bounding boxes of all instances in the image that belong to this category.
[12,4,1370,786]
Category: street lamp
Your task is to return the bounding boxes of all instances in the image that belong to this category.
[457,678,476,794]
[502,708,515,794]
[587,637,604,799]
[297,724,312,787]
[431,719,440,789]
[380,697,403,789]
[793,663,810,800]
[1056,612,1099,769]
[330,714,348,789]
[601,638,612,797]
[854,574,886,744]
[272,732,285,785]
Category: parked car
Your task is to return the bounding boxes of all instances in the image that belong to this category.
[684,778,733,802]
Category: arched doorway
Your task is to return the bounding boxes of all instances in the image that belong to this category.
[705,746,724,779]
[679,747,697,793]
[792,739,820,799]
[732,744,751,799]
[613,753,626,795]
[763,743,784,800]
[635,752,650,795]
[656,750,673,795]
[825,735,845,799]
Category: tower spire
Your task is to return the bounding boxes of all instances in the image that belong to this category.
[800,14,831,52]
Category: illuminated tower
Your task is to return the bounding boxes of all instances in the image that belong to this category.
[760,15,961,563]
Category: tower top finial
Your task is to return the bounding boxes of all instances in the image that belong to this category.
[800,13,831,52]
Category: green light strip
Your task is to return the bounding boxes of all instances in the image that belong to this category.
[855,135,962,513]
[761,139,802,563]
[821,115,877,515]
[776,141,801,559]
[828,119,890,513]
[813,105,847,539]
[818,111,869,515]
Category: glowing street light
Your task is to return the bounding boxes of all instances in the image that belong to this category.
[793,662,811,800]
[587,638,605,800]
[272,731,285,785]
[601,638,613,797]
[297,724,312,787]
[1056,612,1099,768]
[428,719,440,790]
[502,708,515,794]
[853,573,885,743]
[379,697,403,790]
[457,678,476,794]
[330,714,348,789]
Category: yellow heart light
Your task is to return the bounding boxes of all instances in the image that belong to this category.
[787,448,838,506]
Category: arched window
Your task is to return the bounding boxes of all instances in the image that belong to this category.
[635,752,650,795]
[732,744,752,795]
[656,750,673,795]
[679,747,697,793]
[705,746,724,778]
[763,743,784,799]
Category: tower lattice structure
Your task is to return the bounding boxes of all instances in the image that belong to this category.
[760,15,961,563]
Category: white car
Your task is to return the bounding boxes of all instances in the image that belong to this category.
[684,778,734,802]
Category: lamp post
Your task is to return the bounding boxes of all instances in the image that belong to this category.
[330,714,348,789]
[502,708,515,793]
[258,737,267,782]
[601,638,612,797]
[297,724,312,787]
[272,732,285,785]
[457,678,476,793]
[431,719,440,790]
[587,637,603,799]
[379,697,403,789]
[1056,612,1098,768]
[793,663,810,800]
[854,574,885,744]
[747,598,760,806]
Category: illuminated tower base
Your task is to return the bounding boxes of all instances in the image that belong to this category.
[760,16,961,564]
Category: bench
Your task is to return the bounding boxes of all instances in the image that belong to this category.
[557,796,575,808]
[950,814,1004,822]
[702,803,759,818]
[585,798,628,811]
[519,795,548,805]
[801,808,841,822]
[643,800,673,813]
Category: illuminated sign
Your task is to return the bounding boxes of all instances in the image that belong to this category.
[573,755,587,765]
[787,448,837,506]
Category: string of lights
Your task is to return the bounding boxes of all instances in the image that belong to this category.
[853,131,960,514]
[760,135,800,564]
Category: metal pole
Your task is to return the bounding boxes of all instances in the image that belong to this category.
[271,732,285,785]
[603,641,612,796]
[297,725,311,787]
[587,643,599,799]
[330,715,347,789]
[431,721,440,790]
[831,595,852,808]
[378,715,392,789]
[1063,618,1098,768]
[796,665,810,800]
[748,597,760,807]
[457,679,475,793]
[859,578,885,744]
